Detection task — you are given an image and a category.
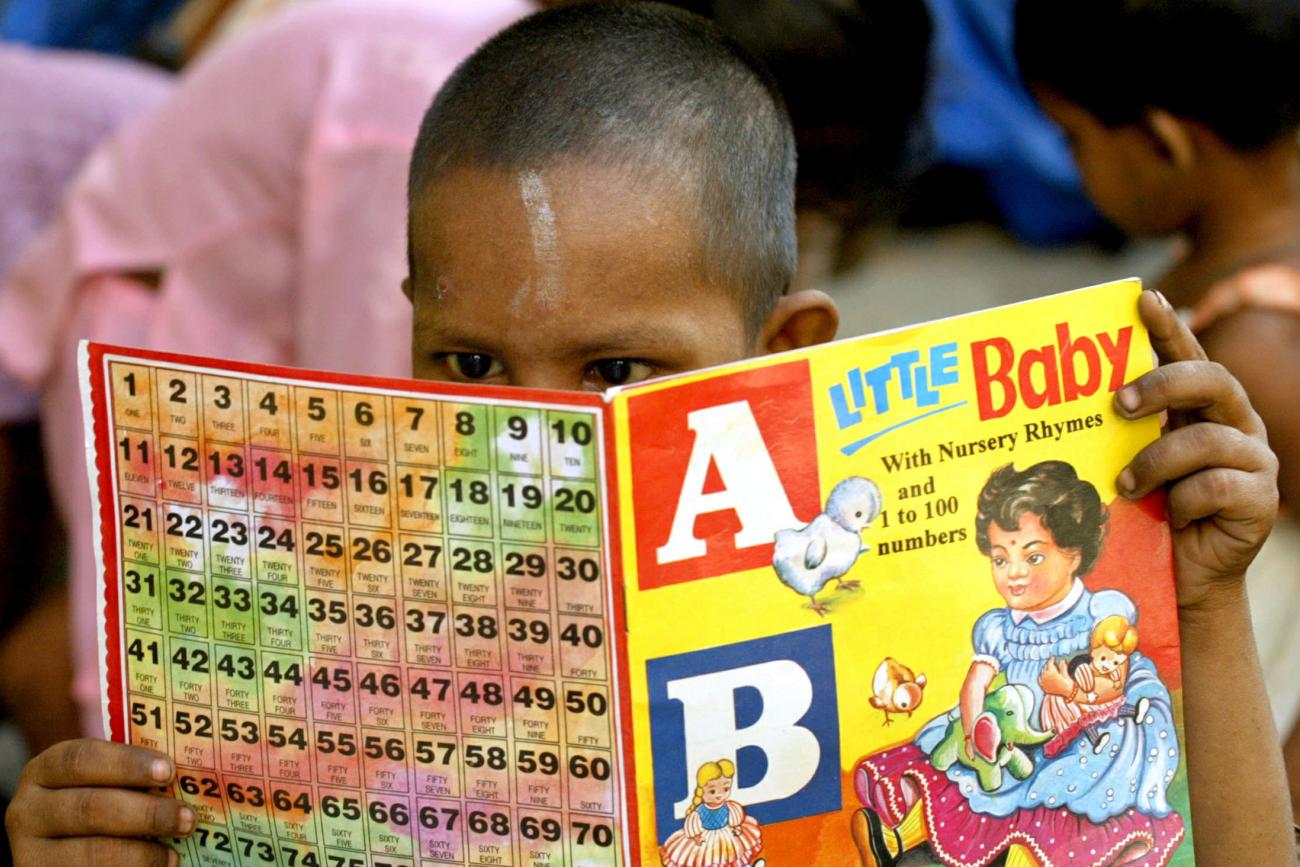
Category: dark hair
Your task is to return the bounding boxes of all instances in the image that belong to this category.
[665,0,933,237]
[975,461,1108,577]
[408,2,796,331]
[1015,0,1300,151]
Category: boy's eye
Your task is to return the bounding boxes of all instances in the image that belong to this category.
[1027,553,1045,565]
[992,557,1007,568]
[586,358,653,388]
[448,352,502,380]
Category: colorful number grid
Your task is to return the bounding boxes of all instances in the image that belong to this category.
[99,356,624,867]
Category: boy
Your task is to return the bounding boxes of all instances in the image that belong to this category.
[1016,0,1300,825]
[4,5,1293,866]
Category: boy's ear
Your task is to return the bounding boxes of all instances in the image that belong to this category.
[1143,109,1197,171]
[757,289,839,355]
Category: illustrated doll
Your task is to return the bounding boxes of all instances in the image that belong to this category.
[1040,614,1153,756]
[660,759,765,867]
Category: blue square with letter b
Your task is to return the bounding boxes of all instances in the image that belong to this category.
[645,624,841,842]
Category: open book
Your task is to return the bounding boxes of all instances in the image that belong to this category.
[82,278,1194,867]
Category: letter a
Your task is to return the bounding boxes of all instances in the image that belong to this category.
[655,401,799,565]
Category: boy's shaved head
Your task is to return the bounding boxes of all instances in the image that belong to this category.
[408,2,797,331]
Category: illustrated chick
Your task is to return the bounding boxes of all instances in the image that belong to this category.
[771,476,882,615]
[870,657,927,725]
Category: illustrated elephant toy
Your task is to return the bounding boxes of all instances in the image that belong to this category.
[930,682,1052,792]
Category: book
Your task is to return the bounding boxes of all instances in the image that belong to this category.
[82,277,1194,867]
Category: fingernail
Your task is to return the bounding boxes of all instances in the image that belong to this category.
[151,758,173,782]
[178,806,195,834]
[1154,289,1171,308]
[1118,468,1137,497]
[1117,386,1140,413]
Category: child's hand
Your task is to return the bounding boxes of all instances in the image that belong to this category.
[5,739,194,866]
[1114,291,1279,612]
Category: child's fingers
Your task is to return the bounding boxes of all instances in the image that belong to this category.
[1165,467,1278,530]
[1115,360,1265,438]
[41,837,176,867]
[17,787,194,839]
[25,739,173,789]
[1117,423,1273,499]
[1138,289,1208,364]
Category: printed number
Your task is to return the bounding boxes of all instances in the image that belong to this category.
[315,728,357,754]
[448,478,489,505]
[166,512,203,539]
[511,685,555,710]
[348,468,387,494]
[119,436,150,464]
[368,800,409,826]
[463,744,506,770]
[171,646,210,673]
[569,754,611,780]
[353,402,374,426]
[402,542,442,567]
[354,603,396,630]
[173,710,212,737]
[263,660,303,685]
[501,483,542,510]
[219,718,260,744]
[238,838,275,862]
[573,821,614,847]
[555,486,597,513]
[307,396,327,421]
[468,811,510,835]
[123,372,137,396]
[414,740,456,765]
[260,591,299,618]
[560,621,604,648]
[267,724,308,750]
[409,677,451,702]
[418,805,460,829]
[451,546,493,573]
[352,536,392,563]
[359,672,401,697]
[515,749,559,775]
[258,391,279,416]
[557,555,599,582]
[308,597,347,624]
[130,701,162,729]
[507,618,549,644]
[312,667,353,693]
[178,775,221,797]
[504,551,546,577]
[454,613,498,639]
[404,608,446,633]
[506,416,527,440]
[125,569,156,597]
[565,689,608,716]
[224,782,265,806]
[458,679,503,705]
[551,419,593,445]
[209,451,244,477]
[255,457,292,483]
[321,796,361,819]
[257,525,295,551]
[213,384,232,409]
[454,411,476,436]
[302,463,340,489]
[272,789,313,814]
[211,518,248,545]
[123,503,154,530]
[405,406,424,431]
[305,531,343,558]
[164,444,199,471]
[520,816,563,841]
[127,637,160,664]
[168,578,205,605]
[363,735,405,760]
[212,585,252,611]
[217,652,256,680]
[168,378,187,404]
[399,473,437,499]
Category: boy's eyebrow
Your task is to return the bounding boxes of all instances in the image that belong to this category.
[1022,539,1047,550]
[413,320,695,358]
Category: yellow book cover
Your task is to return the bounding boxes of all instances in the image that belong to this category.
[82,278,1191,867]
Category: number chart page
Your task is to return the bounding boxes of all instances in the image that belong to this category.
[82,344,627,867]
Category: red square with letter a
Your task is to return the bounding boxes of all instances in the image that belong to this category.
[626,360,821,591]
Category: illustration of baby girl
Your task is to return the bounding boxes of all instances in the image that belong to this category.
[660,759,765,867]
[1041,614,1153,757]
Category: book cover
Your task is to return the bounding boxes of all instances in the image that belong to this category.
[81,277,1193,867]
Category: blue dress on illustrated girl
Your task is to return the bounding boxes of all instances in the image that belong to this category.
[856,581,1186,866]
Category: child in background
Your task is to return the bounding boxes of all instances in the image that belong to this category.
[1015,0,1300,815]
[3,5,1294,866]
[0,0,531,741]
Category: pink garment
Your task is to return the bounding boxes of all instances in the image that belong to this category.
[0,45,172,421]
[0,0,532,735]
